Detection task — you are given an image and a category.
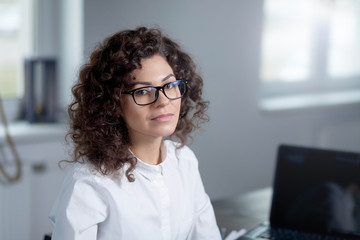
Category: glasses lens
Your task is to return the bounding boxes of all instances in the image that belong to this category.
[133,87,157,105]
[130,80,187,105]
[164,81,186,99]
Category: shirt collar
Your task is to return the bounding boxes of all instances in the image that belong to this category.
[131,141,169,181]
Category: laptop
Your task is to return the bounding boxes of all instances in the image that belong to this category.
[238,144,360,240]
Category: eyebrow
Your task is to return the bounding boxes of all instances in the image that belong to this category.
[133,74,175,86]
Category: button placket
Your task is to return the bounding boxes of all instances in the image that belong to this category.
[153,169,170,239]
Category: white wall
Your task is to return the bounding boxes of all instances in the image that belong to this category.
[79,0,360,200]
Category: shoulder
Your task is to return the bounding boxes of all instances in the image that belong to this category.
[49,163,109,226]
[59,163,110,202]
[164,140,196,158]
[67,162,102,184]
[164,140,199,169]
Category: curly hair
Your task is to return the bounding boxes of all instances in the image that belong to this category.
[67,27,209,182]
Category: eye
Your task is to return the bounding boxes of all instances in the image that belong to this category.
[134,89,151,97]
[165,81,178,89]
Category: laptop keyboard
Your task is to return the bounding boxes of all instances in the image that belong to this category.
[258,228,349,240]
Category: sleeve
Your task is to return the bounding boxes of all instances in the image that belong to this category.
[49,172,108,240]
[186,150,222,240]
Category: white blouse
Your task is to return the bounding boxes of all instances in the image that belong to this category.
[49,140,221,240]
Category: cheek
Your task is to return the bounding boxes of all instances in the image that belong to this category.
[176,101,182,117]
[122,106,146,124]
[174,99,182,112]
[121,98,143,123]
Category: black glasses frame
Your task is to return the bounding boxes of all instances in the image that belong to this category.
[122,80,188,106]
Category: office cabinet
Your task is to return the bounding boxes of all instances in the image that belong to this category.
[0,124,67,240]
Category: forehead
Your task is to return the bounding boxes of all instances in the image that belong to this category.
[131,55,174,82]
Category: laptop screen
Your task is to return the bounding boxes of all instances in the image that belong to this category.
[270,145,360,236]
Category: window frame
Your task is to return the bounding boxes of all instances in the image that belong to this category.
[0,0,35,122]
[259,0,360,111]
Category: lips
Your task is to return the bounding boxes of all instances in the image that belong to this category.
[151,113,174,122]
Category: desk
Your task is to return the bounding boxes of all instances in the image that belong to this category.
[212,188,272,231]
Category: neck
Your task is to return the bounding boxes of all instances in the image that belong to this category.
[130,136,163,165]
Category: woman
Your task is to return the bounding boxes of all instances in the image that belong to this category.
[49,27,221,240]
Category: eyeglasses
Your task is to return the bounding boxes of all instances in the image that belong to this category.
[122,80,188,106]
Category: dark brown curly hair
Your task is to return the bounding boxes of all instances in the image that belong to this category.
[67,27,208,182]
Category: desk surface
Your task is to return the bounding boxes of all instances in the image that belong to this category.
[212,188,272,231]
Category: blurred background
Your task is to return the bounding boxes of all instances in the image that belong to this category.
[0,0,359,239]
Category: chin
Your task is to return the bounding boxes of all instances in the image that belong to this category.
[153,126,177,138]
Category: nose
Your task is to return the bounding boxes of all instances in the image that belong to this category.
[154,89,170,106]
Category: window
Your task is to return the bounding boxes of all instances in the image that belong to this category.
[0,0,33,98]
[260,0,360,109]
